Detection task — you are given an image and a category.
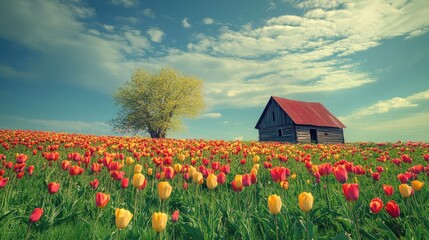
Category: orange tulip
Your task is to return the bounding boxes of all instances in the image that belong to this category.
[95,192,110,208]
[411,180,424,191]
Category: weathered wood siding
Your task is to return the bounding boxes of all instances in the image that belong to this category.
[258,125,296,142]
[296,126,344,144]
[257,99,293,129]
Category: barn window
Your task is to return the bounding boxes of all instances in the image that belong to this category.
[272,111,275,122]
[278,129,282,137]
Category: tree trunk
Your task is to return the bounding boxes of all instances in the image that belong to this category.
[149,130,166,138]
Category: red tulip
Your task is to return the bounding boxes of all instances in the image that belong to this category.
[61,160,71,171]
[17,172,25,179]
[318,163,332,176]
[220,165,230,174]
[250,173,257,184]
[397,173,408,184]
[164,167,175,180]
[211,162,220,171]
[91,163,102,173]
[270,166,289,183]
[27,165,35,176]
[29,208,43,222]
[369,198,383,214]
[121,177,129,188]
[69,165,84,176]
[217,172,226,184]
[95,192,110,208]
[90,179,99,189]
[342,183,359,202]
[172,210,180,223]
[183,182,188,190]
[382,184,394,196]
[0,176,9,188]
[48,182,60,194]
[242,174,252,187]
[385,200,400,218]
[372,172,380,181]
[333,165,348,183]
[110,171,125,180]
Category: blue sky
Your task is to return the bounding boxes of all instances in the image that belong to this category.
[1,0,429,142]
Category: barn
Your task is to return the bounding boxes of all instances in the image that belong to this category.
[255,96,346,144]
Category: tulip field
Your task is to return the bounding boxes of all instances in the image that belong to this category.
[1,129,429,239]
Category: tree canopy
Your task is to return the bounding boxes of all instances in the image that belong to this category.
[110,67,205,138]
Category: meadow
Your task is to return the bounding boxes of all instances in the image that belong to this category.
[1,129,428,239]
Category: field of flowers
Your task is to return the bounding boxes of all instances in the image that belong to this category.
[1,129,429,239]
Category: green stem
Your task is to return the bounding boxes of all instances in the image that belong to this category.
[274,215,279,240]
[25,223,32,240]
[133,189,139,228]
[306,212,310,240]
[352,202,361,240]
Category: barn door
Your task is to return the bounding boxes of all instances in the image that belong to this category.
[310,129,318,143]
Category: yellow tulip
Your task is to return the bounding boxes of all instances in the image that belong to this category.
[233,175,243,188]
[132,173,145,188]
[115,208,133,229]
[298,192,314,212]
[253,155,260,163]
[268,194,282,214]
[411,180,424,191]
[147,167,153,176]
[178,153,186,162]
[206,174,218,190]
[193,172,204,185]
[158,181,172,200]
[253,164,260,170]
[188,166,196,177]
[250,167,258,175]
[399,184,412,198]
[126,157,134,165]
[291,173,297,180]
[311,165,319,174]
[174,163,182,173]
[152,212,168,232]
[134,164,142,173]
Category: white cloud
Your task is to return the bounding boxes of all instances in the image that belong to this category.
[200,112,222,118]
[142,8,155,18]
[104,24,114,31]
[203,17,214,25]
[111,0,138,8]
[147,27,165,43]
[339,89,429,121]
[182,17,191,28]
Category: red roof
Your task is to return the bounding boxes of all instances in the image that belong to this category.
[256,96,346,128]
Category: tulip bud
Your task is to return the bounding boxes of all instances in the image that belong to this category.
[115,208,133,229]
[268,194,282,214]
[298,192,313,212]
[152,212,168,232]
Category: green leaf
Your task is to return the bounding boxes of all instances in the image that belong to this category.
[331,231,352,240]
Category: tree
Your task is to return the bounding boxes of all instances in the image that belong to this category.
[110,67,205,138]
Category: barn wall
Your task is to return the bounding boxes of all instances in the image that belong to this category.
[257,99,293,129]
[258,125,296,142]
[296,125,344,144]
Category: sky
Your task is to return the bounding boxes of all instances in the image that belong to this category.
[1,0,429,142]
